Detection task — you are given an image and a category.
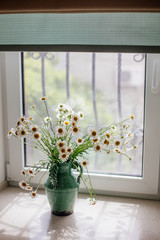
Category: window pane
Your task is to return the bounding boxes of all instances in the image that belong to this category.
[23,52,145,177]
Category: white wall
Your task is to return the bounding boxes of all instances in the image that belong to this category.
[0,54,5,184]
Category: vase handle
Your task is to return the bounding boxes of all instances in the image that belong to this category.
[77,163,83,184]
[71,161,83,184]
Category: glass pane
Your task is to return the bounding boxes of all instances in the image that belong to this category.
[23,52,145,177]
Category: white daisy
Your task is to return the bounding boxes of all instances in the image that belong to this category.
[77,138,83,145]
[30,191,37,198]
[56,140,66,149]
[60,153,68,162]
[44,116,51,123]
[94,143,102,153]
[59,147,66,154]
[78,111,84,120]
[33,132,41,141]
[103,139,110,146]
[66,146,72,155]
[7,128,14,138]
[19,128,27,138]
[55,125,66,137]
[31,126,38,132]
[71,114,79,122]
[21,169,26,176]
[19,180,28,190]
[81,159,88,167]
[28,169,35,177]
[88,128,98,138]
[92,137,99,143]
[72,125,80,135]
[26,186,33,191]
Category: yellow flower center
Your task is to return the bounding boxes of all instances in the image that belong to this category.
[62,153,67,159]
[74,116,78,121]
[34,133,40,139]
[21,130,26,135]
[96,145,101,151]
[32,127,37,132]
[115,141,120,146]
[41,97,46,100]
[59,142,64,148]
[106,133,110,138]
[58,128,63,134]
[92,131,97,137]
[61,148,65,153]
[82,161,87,166]
[73,127,78,133]
[104,139,109,145]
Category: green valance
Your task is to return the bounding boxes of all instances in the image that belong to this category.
[0,13,160,52]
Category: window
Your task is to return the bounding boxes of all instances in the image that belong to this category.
[23,52,144,177]
[3,52,160,197]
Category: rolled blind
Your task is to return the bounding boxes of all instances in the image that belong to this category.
[0,0,160,13]
[0,13,160,51]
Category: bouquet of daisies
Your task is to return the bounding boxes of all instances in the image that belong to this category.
[8,97,136,202]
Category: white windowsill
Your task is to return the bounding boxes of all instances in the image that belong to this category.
[0,186,160,240]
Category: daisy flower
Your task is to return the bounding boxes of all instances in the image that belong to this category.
[94,143,102,153]
[72,125,80,135]
[56,140,66,149]
[19,180,28,190]
[59,147,66,154]
[28,169,35,177]
[66,146,72,155]
[41,96,46,101]
[20,117,25,122]
[130,115,134,120]
[106,133,111,139]
[21,169,26,176]
[33,132,41,140]
[78,111,84,120]
[31,191,37,198]
[88,198,96,205]
[88,128,98,138]
[44,116,51,123]
[60,153,68,162]
[81,160,88,167]
[26,186,33,191]
[55,126,66,137]
[28,117,33,121]
[92,138,99,143]
[77,138,83,145]
[114,139,121,147]
[19,128,27,138]
[103,139,110,146]
[7,128,14,138]
[114,149,121,154]
[32,126,38,132]
[71,114,79,122]
[17,120,21,126]
[64,120,70,125]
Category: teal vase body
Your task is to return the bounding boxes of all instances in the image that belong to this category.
[44,162,79,216]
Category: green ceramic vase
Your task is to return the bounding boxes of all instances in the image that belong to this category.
[44,161,81,216]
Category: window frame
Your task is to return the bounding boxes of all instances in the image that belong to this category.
[2,51,160,197]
